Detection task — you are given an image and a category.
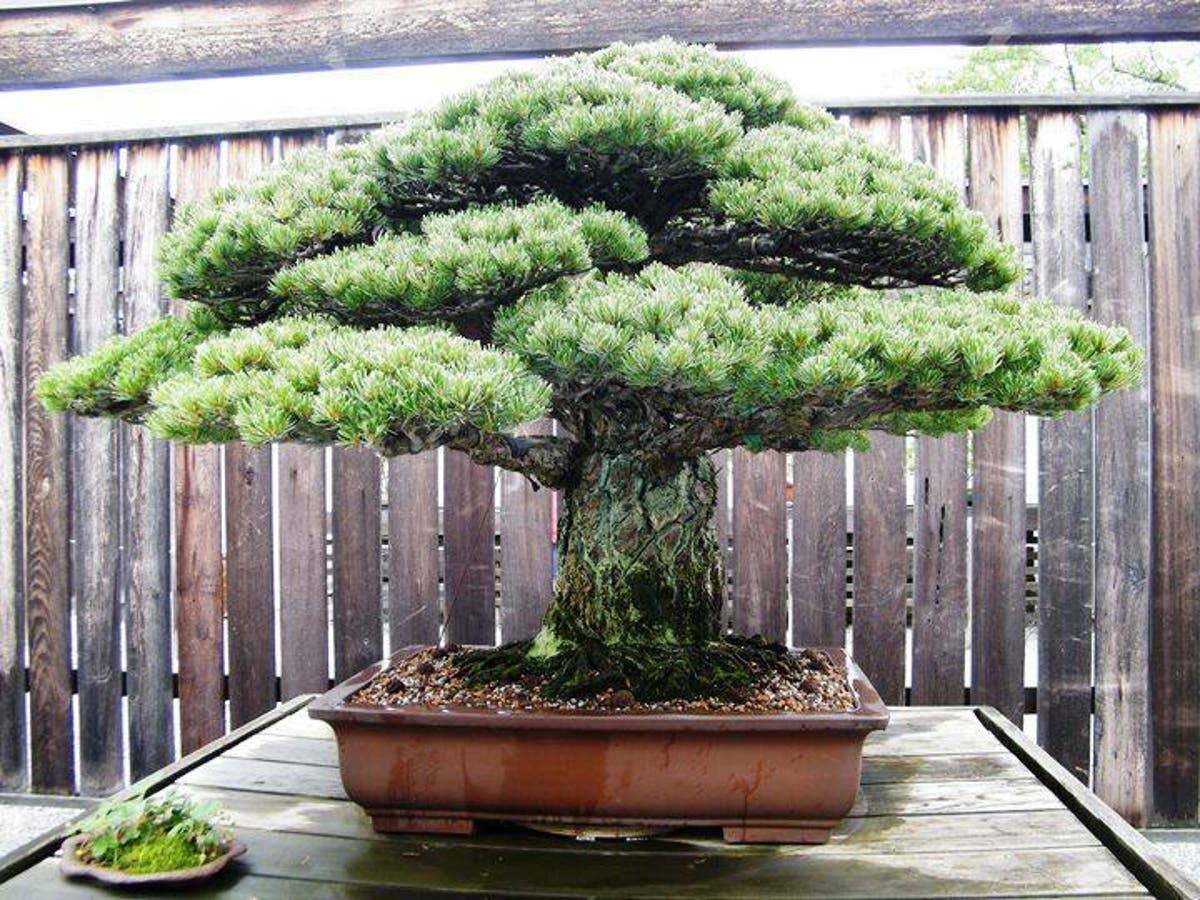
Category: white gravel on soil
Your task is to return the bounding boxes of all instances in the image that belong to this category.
[0,802,88,856]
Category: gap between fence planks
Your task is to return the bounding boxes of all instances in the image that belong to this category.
[967,112,1028,728]
[72,144,124,796]
[909,111,969,707]
[1088,110,1151,826]
[1148,108,1200,825]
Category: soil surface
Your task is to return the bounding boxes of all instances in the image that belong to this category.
[350,646,857,713]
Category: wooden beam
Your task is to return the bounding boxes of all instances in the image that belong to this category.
[0,0,1197,89]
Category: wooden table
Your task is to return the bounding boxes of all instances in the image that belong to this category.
[2,699,1195,898]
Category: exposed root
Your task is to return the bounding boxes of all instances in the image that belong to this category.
[455,635,813,703]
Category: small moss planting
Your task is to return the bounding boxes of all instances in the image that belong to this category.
[39,40,1143,705]
[69,792,231,875]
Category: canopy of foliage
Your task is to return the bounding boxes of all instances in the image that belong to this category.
[40,39,1141,487]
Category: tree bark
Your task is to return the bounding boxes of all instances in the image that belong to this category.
[534,452,724,653]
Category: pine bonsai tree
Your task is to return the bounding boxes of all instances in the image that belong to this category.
[40,41,1140,702]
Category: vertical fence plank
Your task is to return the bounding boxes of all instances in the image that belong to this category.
[731,449,787,642]
[791,451,845,648]
[173,140,225,754]
[222,136,276,727]
[277,132,329,698]
[499,421,554,642]
[444,451,496,645]
[1148,109,1200,824]
[910,112,969,706]
[72,145,124,795]
[1089,109,1151,825]
[331,446,382,678]
[23,151,73,792]
[967,112,1027,726]
[848,113,907,704]
[0,152,23,790]
[1029,111,1092,783]
[122,141,175,777]
[388,452,439,648]
[711,449,732,631]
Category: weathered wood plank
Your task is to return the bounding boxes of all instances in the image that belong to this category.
[730,449,787,642]
[1088,110,1151,826]
[278,443,329,697]
[967,112,1027,727]
[173,140,227,754]
[331,446,383,679]
[0,152,23,791]
[3,0,1198,88]
[846,114,906,705]
[222,136,277,728]
[387,451,440,647]
[1028,110,1093,784]
[1147,109,1200,825]
[71,144,124,796]
[443,450,495,646]
[121,140,175,778]
[499,421,554,642]
[980,707,1200,900]
[791,451,846,649]
[909,112,969,707]
[276,130,331,699]
[23,151,73,793]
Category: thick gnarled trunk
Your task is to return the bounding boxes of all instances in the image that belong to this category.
[532,452,723,656]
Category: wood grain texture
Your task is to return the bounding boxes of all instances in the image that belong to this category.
[1088,110,1151,826]
[22,152,73,793]
[730,449,786,642]
[387,452,440,648]
[331,447,382,679]
[1028,111,1093,784]
[71,145,124,795]
[967,112,1027,727]
[846,114,906,704]
[0,152,22,791]
[173,140,226,755]
[1148,109,1200,824]
[276,131,330,698]
[711,449,732,631]
[222,136,277,727]
[791,452,847,649]
[121,141,175,778]
[443,450,496,646]
[498,421,553,642]
[910,113,968,706]
[2,0,1197,87]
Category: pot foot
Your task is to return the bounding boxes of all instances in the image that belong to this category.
[371,814,476,836]
[722,824,833,844]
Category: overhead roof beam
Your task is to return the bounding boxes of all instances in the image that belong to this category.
[1,0,1199,90]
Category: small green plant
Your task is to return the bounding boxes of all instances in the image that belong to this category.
[69,791,230,874]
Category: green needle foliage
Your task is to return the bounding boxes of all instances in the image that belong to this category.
[39,40,1143,700]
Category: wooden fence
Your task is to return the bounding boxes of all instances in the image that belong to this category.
[0,97,1196,828]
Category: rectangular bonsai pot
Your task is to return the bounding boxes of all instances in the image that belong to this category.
[308,646,888,844]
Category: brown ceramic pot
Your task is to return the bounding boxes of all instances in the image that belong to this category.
[309,646,888,844]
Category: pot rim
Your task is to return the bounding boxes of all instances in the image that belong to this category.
[309,646,889,734]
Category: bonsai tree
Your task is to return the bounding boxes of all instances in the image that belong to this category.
[40,41,1140,701]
